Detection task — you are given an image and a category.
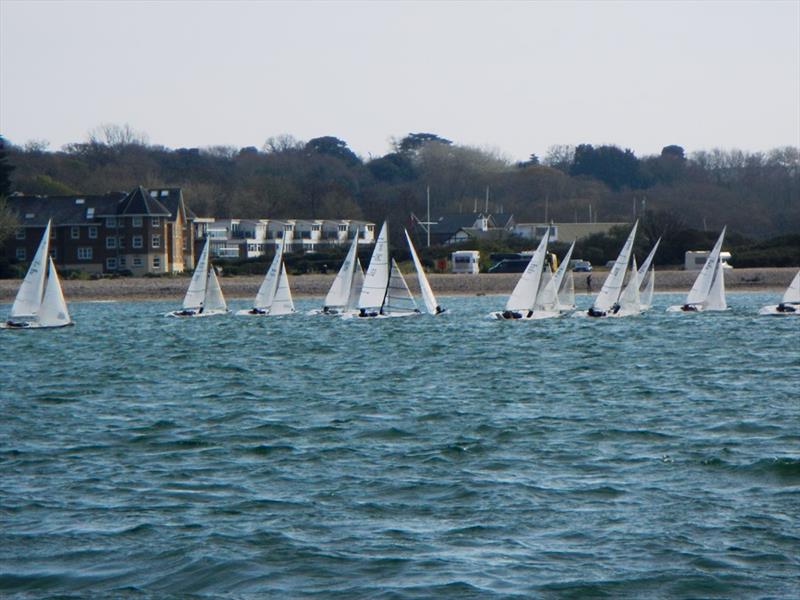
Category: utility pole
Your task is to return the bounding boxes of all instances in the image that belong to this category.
[412,185,437,248]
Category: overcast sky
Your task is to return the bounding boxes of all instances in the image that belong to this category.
[1,0,798,162]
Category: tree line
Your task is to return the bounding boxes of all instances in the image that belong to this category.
[1,126,798,254]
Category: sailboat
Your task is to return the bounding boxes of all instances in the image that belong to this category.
[636,238,661,311]
[313,231,363,315]
[404,229,445,315]
[667,228,727,313]
[237,240,295,316]
[167,237,228,317]
[489,231,550,319]
[585,221,639,318]
[353,222,420,318]
[758,269,800,316]
[2,220,73,329]
[544,241,577,314]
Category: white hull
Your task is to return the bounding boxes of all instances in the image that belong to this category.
[665,304,728,313]
[1,320,73,330]
[488,310,563,320]
[307,307,354,316]
[235,308,295,317]
[342,310,421,320]
[166,309,229,318]
[758,304,800,316]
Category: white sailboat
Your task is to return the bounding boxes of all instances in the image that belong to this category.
[489,231,550,319]
[637,238,661,311]
[2,221,73,329]
[615,256,642,317]
[585,221,638,318]
[404,229,445,315]
[758,269,800,316]
[168,237,228,317]
[549,241,577,313]
[353,222,420,318]
[667,228,727,313]
[237,240,295,316]
[313,232,362,315]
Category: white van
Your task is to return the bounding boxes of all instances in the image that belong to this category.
[451,251,480,274]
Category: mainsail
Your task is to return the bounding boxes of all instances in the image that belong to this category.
[591,222,638,313]
[358,222,390,310]
[10,220,51,319]
[324,233,360,310]
[782,270,800,304]
[617,256,641,316]
[383,259,418,315]
[37,257,71,327]
[684,227,726,309]
[183,238,211,310]
[269,264,295,315]
[404,228,440,315]
[204,267,228,313]
[254,241,286,309]
[505,231,549,312]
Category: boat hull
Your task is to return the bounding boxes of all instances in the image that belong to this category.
[0,321,74,329]
[235,308,296,317]
[758,304,800,316]
[165,309,229,318]
[666,304,728,313]
[488,310,562,320]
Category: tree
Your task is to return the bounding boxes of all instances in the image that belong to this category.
[395,132,452,154]
[543,144,575,173]
[305,136,360,166]
[87,123,149,148]
[570,144,641,191]
[0,135,15,196]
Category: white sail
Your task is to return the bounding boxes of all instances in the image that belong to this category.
[637,238,661,282]
[358,222,390,310]
[540,241,576,312]
[37,257,71,327]
[204,267,227,312]
[346,259,364,312]
[269,264,295,315]
[324,234,359,310]
[404,228,440,315]
[617,256,641,316]
[559,270,576,311]
[640,267,655,310]
[183,238,210,309]
[505,231,549,311]
[705,258,727,311]
[685,227,726,308]
[534,268,556,311]
[254,242,285,309]
[10,221,51,318]
[591,222,638,313]
[384,259,418,315]
[782,270,800,304]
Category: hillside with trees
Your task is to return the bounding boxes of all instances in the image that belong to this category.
[1,128,798,264]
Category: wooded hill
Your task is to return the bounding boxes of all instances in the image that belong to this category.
[2,129,798,245]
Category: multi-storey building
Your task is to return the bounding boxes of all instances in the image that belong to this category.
[5,187,196,275]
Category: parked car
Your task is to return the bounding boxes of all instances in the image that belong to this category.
[570,259,593,272]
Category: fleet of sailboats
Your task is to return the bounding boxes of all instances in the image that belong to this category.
[237,240,295,316]
[167,237,228,317]
[3,221,797,328]
[667,228,727,313]
[2,220,72,329]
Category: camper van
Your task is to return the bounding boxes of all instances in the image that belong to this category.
[685,251,732,271]
[451,250,480,274]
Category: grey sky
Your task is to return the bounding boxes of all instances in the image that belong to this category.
[1,0,798,162]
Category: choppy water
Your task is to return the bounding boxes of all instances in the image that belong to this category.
[1,292,798,598]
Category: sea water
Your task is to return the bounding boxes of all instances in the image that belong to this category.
[1,292,798,598]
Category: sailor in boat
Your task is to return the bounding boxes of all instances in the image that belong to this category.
[248,307,267,315]
[501,310,523,319]
[681,303,699,312]
[435,305,446,315]
[4,319,30,328]
[776,302,797,313]
[358,308,379,318]
[587,307,605,318]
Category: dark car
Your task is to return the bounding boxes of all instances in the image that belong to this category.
[488,258,531,273]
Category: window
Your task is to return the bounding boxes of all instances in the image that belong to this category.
[106,257,118,270]
[16,247,25,260]
[118,236,126,249]
[132,236,143,249]
[86,207,95,219]
[152,256,161,268]
[16,228,26,240]
[119,256,127,267]
[106,236,117,249]
[132,256,143,267]
[77,247,92,260]
[71,227,80,239]
[132,216,142,227]
[88,226,98,239]
[312,225,321,231]
[160,190,169,197]
[106,217,117,228]
[151,217,160,227]
[152,235,161,249]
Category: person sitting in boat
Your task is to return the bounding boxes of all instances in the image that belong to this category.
[249,307,267,315]
[5,319,29,328]
[587,307,605,317]
[610,303,621,315]
[358,308,378,318]
[175,309,196,317]
[435,305,446,315]
[501,310,523,319]
[681,303,699,312]
[776,302,797,313]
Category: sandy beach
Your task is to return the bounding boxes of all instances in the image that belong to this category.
[0,267,796,302]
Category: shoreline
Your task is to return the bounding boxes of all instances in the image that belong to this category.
[0,268,796,302]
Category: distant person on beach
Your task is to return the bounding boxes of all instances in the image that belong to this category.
[586,274,592,292]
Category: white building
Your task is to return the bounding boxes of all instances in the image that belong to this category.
[685,250,733,271]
